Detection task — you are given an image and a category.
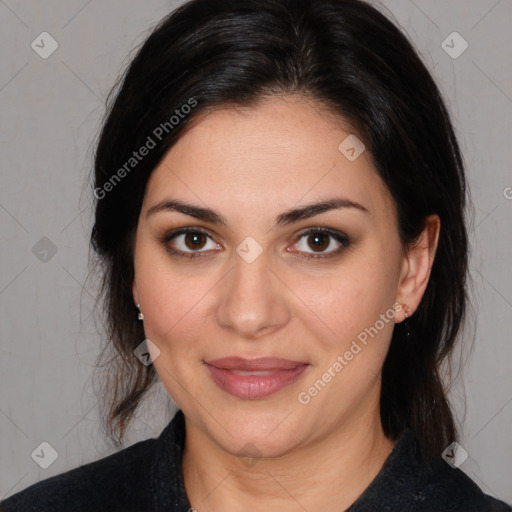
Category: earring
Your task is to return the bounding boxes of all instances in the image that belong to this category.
[402,303,411,337]
[136,304,144,321]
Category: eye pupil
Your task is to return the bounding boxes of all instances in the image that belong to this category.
[309,233,329,252]
[185,233,206,250]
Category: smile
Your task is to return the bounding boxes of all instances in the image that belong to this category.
[204,357,310,399]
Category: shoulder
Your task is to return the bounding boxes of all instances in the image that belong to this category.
[349,428,512,512]
[0,437,156,512]
[391,430,512,512]
[416,458,511,512]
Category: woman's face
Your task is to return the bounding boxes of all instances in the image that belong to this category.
[133,95,415,458]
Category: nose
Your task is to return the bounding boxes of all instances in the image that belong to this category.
[215,247,291,340]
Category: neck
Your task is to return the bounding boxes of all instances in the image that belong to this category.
[182,388,395,511]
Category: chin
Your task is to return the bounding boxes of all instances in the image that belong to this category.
[210,406,309,457]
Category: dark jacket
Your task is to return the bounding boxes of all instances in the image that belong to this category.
[1,409,510,511]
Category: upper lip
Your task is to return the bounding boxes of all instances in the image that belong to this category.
[205,357,308,371]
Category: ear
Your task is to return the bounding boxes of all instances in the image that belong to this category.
[396,214,440,322]
[132,280,139,306]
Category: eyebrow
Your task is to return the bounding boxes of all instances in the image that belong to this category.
[146,197,370,228]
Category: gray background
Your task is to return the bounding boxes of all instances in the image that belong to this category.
[1,0,511,503]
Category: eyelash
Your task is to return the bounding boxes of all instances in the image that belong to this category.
[160,226,350,260]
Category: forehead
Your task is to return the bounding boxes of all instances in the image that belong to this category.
[142,96,394,223]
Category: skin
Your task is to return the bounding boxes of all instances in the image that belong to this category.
[132,95,440,512]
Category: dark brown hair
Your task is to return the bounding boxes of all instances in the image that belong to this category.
[90,0,468,459]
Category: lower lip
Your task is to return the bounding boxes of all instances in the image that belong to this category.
[205,364,309,399]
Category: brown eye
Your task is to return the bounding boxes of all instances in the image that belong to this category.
[291,228,350,259]
[183,232,207,250]
[162,227,220,258]
[307,233,330,252]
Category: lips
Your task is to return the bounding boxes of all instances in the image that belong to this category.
[204,357,309,399]
[206,357,306,371]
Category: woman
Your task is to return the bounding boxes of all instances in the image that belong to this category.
[1,0,510,510]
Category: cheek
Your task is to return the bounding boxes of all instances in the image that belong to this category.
[137,268,213,402]
[138,269,212,347]
[299,270,396,399]
[299,260,396,345]
[298,278,363,341]
[133,239,212,347]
